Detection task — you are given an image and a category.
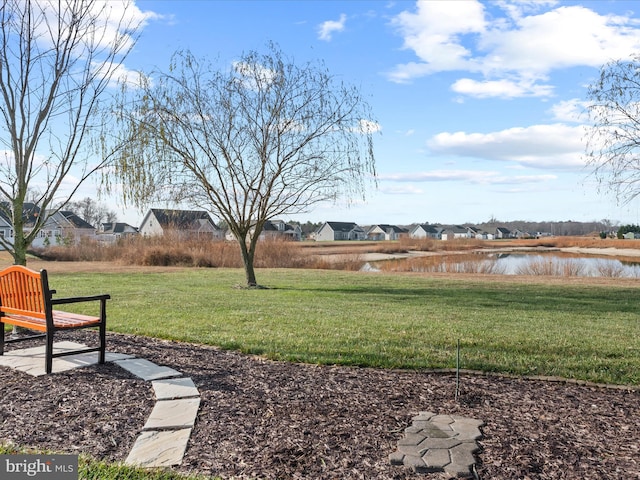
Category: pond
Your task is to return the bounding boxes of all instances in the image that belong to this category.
[368,251,640,278]
[491,253,640,277]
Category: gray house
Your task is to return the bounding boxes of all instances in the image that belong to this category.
[495,227,512,239]
[97,222,139,243]
[315,221,366,241]
[440,225,470,241]
[139,208,224,239]
[259,220,302,241]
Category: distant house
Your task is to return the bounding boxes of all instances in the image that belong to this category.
[440,225,470,241]
[0,213,13,242]
[139,208,224,239]
[495,227,512,239]
[97,222,139,243]
[315,221,366,241]
[409,224,442,239]
[0,204,98,248]
[259,220,302,241]
[0,202,39,243]
[31,210,96,248]
[512,229,531,239]
[366,224,408,241]
[473,230,494,240]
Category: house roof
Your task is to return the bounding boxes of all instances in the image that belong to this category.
[0,202,40,224]
[150,208,216,229]
[101,222,138,234]
[370,224,407,234]
[324,221,362,232]
[262,220,281,231]
[413,224,441,234]
[262,220,299,232]
[442,225,468,234]
[60,211,95,229]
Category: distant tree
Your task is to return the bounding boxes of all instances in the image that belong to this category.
[0,0,145,265]
[299,221,322,237]
[585,54,640,205]
[66,197,118,228]
[616,224,640,239]
[113,45,377,286]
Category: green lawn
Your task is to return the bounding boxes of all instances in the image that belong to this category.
[44,268,640,386]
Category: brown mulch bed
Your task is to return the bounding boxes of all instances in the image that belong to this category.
[0,330,638,480]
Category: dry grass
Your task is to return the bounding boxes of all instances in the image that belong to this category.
[378,253,508,274]
[35,234,311,269]
[515,258,586,276]
[502,235,640,249]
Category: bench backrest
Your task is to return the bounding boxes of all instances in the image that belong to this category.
[0,265,48,320]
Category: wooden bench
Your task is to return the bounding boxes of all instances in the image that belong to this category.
[0,265,110,374]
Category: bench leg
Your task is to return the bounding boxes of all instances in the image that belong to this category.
[98,298,107,364]
[45,330,54,374]
[0,322,4,356]
[98,322,106,364]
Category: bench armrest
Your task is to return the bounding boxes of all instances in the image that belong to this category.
[50,294,111,305]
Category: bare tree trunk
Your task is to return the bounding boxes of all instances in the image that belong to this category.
[239,236,258,287]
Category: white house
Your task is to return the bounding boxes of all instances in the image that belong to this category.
[49,210,96,244]
[315,221,366,241]
[0,205,98,249]
[366,224,407,241]
[409,224,442,239]
[139,208,224,239]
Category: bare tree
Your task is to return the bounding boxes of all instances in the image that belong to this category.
[66,196,118,227]
[114,46,377,286]
[585,54,640,205]
[0,0,147,265]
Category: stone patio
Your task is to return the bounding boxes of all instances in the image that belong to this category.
[390,411,484,478]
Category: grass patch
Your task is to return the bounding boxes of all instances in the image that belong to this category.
[0,443,212,480]
[45,268,640,385]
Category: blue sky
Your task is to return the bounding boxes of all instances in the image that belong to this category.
[88,1,640,227]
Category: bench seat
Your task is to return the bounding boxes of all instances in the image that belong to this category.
[0,265,110,374]
[1,310,102,330]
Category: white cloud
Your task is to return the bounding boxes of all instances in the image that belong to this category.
[357,119,382,134]
[390,1,485,76]
[388,1,640,97]
[379,184,424,194]
[318,14,347,41]
[452,77,553,98]
[378,169,557,185]
[549,99,589,123]
[36,0,160,52]
[427,124,585,169]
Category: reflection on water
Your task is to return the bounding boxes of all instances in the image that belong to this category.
[493,253,640,277]
[374,252,640,278]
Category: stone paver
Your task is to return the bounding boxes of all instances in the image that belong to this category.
[125,428,193,467]
[390,411,483,479]
[0,341,133,376]
[143,397,201,430]
[152,377,199,400]
[114,357,182,380]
